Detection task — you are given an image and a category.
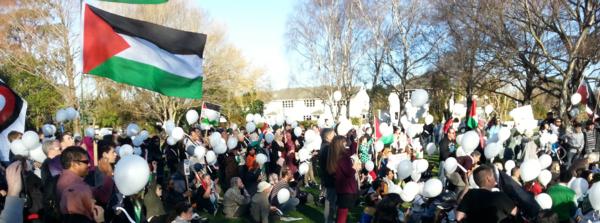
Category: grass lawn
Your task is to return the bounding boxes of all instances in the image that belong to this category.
[205,154,441,223]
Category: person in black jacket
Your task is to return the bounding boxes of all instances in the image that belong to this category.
[438,129,457,186]
[318,128,336,223]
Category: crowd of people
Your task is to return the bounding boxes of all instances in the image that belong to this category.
[0,110,599,223]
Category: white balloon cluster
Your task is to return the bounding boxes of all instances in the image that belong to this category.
[55,107,79,123]
[11,130,46,162]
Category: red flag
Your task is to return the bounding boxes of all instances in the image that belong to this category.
[374,115,381,139]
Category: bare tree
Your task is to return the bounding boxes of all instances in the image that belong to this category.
[382,0,441,121]
[518,0,600,120]
[1,0,82,130]
[287,0,367,119]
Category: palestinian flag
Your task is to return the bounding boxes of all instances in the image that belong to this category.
[83,4,206,99]
[577,77,597,116]
[99,0,167,4]
[465,96,477,130]
[200,102,221,126]
[0,81,27,161]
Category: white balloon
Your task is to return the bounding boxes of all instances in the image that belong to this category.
[365,161,374,171]
[166,136,177,146]
[194,146,206,159]
[29,145,47,163]
[535,193,553,210]
[538,170,552,187]
[410,89,429,107]
[304,130,317,143]
[276,115,285,126]
[265,132,275,144]
[397,160,413,180]
[426,143,436,156]
[230,123,238,130]
[55,109,67,123]
[138,130,149,141]
[277,188,291,204]
[498,127,511,143]
[414,159,429,173]
[425,115,434,125]
[126,123,140,137]
[42,124,55,137]
[411,171,421,182]
[119,144,134,157]
[461,130,480,154]
[170,127,184,141]
[484,105,494,115]
[133,147,142,156]
[227,137,238,150]
[379,123,389,136]
[253,114,263,123]
[569,178,589,199]
[205,151,217,165]
[571,93,582,105]
[333,90,342,101]
[256,153,268,165]
[10,140,28,156]
[505,160,516,172]
[85,127,95,138]
[298,148,311,162]
[65,107,78,120]
[214,139,227,154]
[444,157,458,175]
[186,110,199,125]
[337,120,353,136]
[484,142,501,159]
[132,137,144,147]
[164,120,175,135]
[291,121,298,129]
[375,141,384,153]
[589,183,600,210]
[246,114,254,123]
[294,127,303,137]
[401,182,419,202]
[209,132,222,147]
[423,178,443,198]
[299,162,309,175]
[246,122,256,133]
[539,154,552,169]
[520,159,542,182]
[22,131,40,150]
[114,155,150,196]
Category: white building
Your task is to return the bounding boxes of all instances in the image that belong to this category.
[263,87,370,122]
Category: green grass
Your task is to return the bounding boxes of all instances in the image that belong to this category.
[204,154,441,223]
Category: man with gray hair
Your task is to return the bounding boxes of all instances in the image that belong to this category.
[222,177,250,218]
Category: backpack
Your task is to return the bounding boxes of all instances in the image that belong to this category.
[40,174,62,223]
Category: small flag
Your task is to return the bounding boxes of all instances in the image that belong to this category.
[200,102,221,126]
[577,78,597,115]
[0,81,27,161]
[98,0,168,4]
[83,4,206,99]
[466,96,477,131]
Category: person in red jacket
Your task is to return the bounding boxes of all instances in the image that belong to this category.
[327,135,361,223]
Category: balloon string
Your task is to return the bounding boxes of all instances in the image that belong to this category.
[116,207,135,223]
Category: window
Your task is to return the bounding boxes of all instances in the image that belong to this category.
[282,100,294,108]
[304,115,312,121]
[304,99,315,107]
